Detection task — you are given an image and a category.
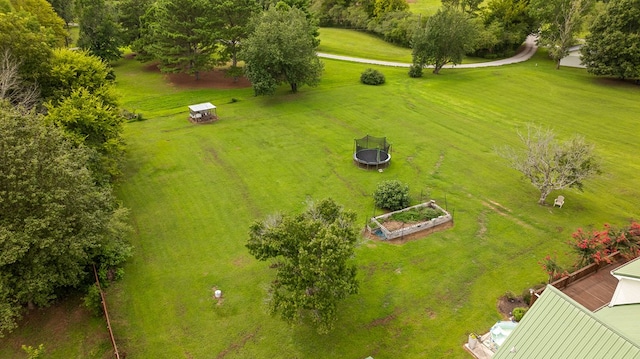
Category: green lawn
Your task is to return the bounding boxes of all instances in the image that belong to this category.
[2,51,639,358]
[318,28,414,63]
[110,54,639,359]
[318,27,492,64]
[408,0,443,14]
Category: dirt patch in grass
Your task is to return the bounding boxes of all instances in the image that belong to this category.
[138,60,252,89]
[216,328,260,359]
[497,295,527,320]
[365,311,399,329]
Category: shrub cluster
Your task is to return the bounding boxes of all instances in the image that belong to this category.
[408,64,423,78]
[360,68,385,85]
[374,180,410,211]
[540,221,640,282]
[512,307,528,322]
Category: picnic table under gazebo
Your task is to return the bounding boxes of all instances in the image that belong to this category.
[188,102,217,123]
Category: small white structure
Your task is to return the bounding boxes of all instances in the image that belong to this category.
[214,289,222,298]
[188,102,217,123]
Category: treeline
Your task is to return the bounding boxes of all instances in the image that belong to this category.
[1,0,131,337]
[312,0,536,58]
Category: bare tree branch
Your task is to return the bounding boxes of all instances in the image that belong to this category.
[0,49,40,111]
[497,124,600,205]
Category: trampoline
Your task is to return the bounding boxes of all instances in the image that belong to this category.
[353,135,392,169]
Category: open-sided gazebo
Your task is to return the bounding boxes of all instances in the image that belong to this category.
[188,102,217,123]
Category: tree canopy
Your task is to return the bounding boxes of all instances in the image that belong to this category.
[240,5,323,95]
[0,11,56,84]
[529,0,594,69]
[246,198,359,334]
[0,103,131,337]
[410,6,477,75]
[498,125,601,205]
[76,0,123,62]
[581,0,640,80]
[141,0,218,79]
[210,0,261,69]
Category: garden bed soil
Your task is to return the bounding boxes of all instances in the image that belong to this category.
[497,295,528,320]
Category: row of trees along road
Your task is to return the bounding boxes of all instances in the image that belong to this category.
[1,0,132,337]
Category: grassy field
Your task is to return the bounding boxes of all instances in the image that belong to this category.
[408,0,442,14]
[107,52,639,359]
[318,28,414,63]
[1,50,639,358]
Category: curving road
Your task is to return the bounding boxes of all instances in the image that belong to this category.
[318,35,538,68]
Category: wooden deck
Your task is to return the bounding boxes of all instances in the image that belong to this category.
[560,261,624,311]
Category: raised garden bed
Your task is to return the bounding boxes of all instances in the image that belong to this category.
[367,200,453,242]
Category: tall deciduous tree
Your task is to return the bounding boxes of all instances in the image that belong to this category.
[143,0,218,79]
[10,0,68,46]
[581,0,640,80]
[498,125,601,205]
[45,88,125,183]
[0,11,56,84]
[474,0,536,58]
[246,198,359,334]
[240,5,323,95]
[0,103,131,337]
[529,0,594,69]
[76,0,122,61]
[41,48,117,107]
[410,6,477,75]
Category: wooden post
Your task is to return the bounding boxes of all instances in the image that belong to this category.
[93,264,121,359]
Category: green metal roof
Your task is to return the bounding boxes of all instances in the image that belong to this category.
[493,286,640,359]
[613,257,640,280]
[596,305,640,344]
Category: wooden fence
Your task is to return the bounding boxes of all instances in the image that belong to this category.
[93,264,121,359]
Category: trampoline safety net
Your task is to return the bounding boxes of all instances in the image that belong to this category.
[355,135,391,152]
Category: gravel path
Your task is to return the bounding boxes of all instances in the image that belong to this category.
[318,35,538,68]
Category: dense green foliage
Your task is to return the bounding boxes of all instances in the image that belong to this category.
[41,48,117,106]
[118,0,153,46]
[0,11,55,84]
[473,0,536,58]
[247,198,359,334]
[212,0,261,68]
[582,0,640,80]
[46,88,125,183]
[241,6,323,94]
[360,68,386,85]
[76,0,122,61]
[140,0,218,78]
[374,180,410,210]
[0,104,131,337]
[512,307,527,321]
[411,6,477,74]
[10,0,67,46]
